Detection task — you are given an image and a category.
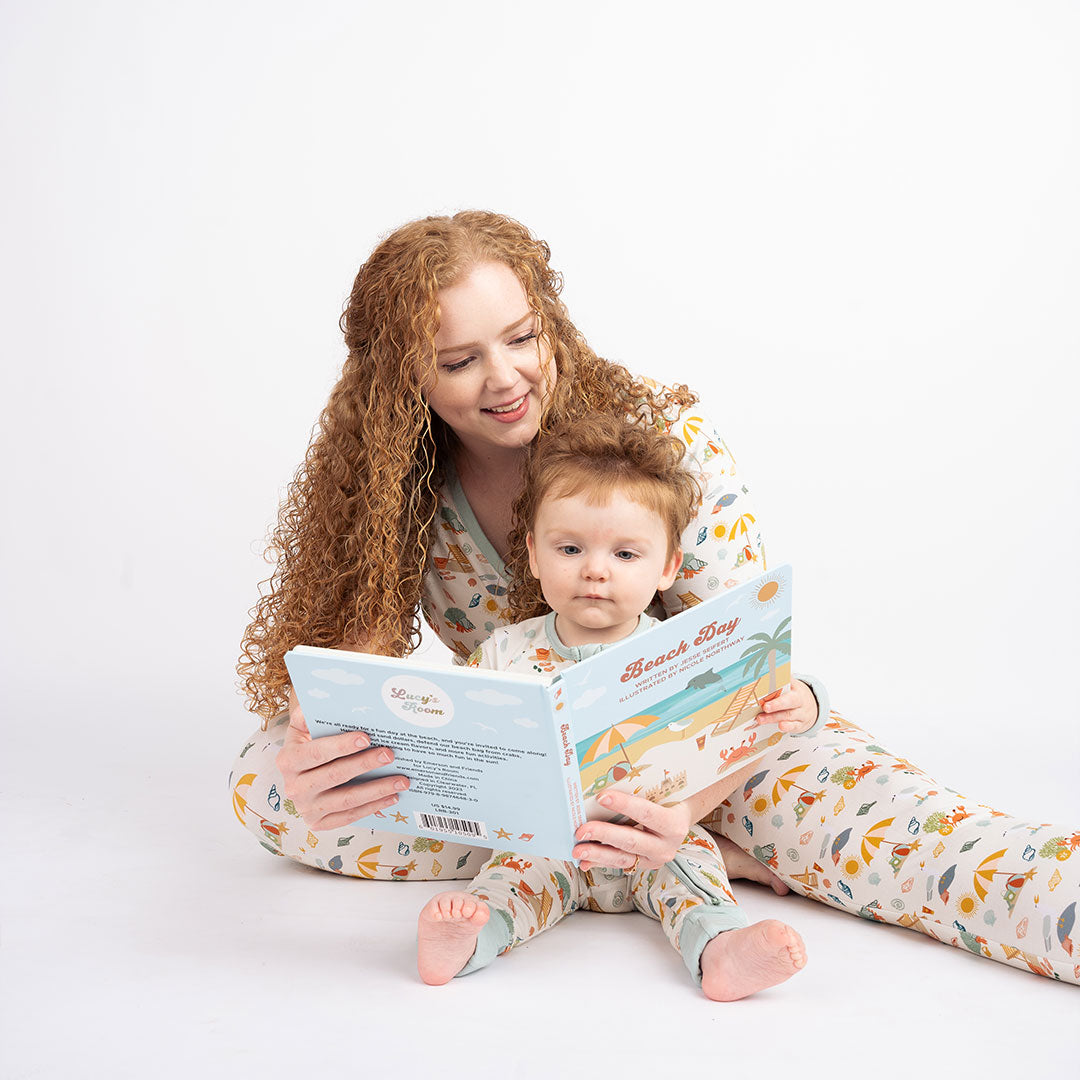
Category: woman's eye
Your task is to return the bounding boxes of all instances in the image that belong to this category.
[443,356,475,373]
[510,331,537,346]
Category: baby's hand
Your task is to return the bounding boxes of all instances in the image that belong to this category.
[755,680,817,733]
[573,792,694,873]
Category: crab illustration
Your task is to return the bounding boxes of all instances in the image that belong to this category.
[716,733,758,772]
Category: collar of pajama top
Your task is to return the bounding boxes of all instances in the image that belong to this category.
[541,610,658,663]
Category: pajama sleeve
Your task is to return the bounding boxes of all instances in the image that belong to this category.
[656,403,826,736]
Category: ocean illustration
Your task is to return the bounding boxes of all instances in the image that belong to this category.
[573,612,792,806]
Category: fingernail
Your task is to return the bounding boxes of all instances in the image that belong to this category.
[355,735,370,749]
[598,795,613,807]
[395,778,409,791]
[379,749,393,764]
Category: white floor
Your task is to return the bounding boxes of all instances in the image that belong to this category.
[4,692,1076,1080]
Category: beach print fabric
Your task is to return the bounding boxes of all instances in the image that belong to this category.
[460,827,747,984]
[704,712,1080,984]
[229,389,1078,983]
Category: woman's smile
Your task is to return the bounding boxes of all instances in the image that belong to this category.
[425,262,553,458]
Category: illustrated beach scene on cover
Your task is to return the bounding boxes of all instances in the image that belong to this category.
[563,566,794,818]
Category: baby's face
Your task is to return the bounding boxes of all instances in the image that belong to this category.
[526,489,680,647]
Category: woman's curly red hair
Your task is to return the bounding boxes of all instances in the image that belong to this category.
[239,211,697,722]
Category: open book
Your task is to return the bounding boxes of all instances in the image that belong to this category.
[285,565,793,861]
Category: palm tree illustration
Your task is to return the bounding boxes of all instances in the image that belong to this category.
[739,617,791,703]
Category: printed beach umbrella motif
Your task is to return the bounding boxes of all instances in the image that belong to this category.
[729,513,758,562]
[580,716,655,772]
[859,817,897,865]
[232,772,256,826]
[972,849,1009,902]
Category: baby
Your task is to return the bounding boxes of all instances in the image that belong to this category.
[416,414,807,999]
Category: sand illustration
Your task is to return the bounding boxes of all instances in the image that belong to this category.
[578,662,791,817]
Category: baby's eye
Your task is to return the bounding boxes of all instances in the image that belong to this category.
[558,544,581,556]
[615,550,638,561]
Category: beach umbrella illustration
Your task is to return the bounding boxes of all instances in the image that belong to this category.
[232,773,256,826]
[972,849,1008,902]
[770,762,811,806]
[729,513,758,560]
[580,716,655,770]
[860,817,897,865]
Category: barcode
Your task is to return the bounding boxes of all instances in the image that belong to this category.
[415,812,488,840]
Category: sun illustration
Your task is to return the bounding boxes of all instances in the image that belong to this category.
[751,573,788,612]
[839,855,864,879]
[748,794,771,817]
[956,891,980,918]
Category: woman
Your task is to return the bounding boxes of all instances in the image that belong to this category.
[233,211,1078,983]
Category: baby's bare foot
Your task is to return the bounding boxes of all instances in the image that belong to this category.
[700,919,806,1001]
[714,836,789,895]
[417,891,490,985]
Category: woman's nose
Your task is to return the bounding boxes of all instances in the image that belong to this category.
[485,348,518,388]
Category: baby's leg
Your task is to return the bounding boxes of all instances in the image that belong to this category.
[630,826,806,999]
[417,851,585,984]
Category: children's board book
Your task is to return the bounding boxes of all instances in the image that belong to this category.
[285,565,793,861]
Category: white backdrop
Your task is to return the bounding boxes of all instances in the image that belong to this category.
[1,5,1078,1067]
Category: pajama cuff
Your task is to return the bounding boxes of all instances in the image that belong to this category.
[791,671,830,738]
[679,905,751,985]
[456,901,508,977]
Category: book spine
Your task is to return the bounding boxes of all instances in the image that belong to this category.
[550,683,586,845]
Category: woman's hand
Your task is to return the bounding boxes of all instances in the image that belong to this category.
[276,692,410,831]
[572,791,694,873]
[755,679,817,733]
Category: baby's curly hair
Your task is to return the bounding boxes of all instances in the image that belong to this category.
[239,210,697,722]
[505,414,703,622]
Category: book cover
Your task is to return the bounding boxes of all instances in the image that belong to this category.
[285,564,793,861]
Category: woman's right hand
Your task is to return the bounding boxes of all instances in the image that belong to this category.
[276,692,410,831]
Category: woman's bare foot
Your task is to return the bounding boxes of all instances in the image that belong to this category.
[416,891,490,985]
[700,919,807,1001]
[715,836,790,895]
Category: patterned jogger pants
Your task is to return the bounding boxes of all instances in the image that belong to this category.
[230,709,1079,984]
[458,827,746,983]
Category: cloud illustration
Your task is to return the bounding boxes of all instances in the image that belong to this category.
[513,717,538,729]
[573,687,606,710]
[312,667,366,686]
[308,688,330,699]
[465,689,523,706]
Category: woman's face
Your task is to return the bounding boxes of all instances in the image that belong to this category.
[425,261,554,462]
